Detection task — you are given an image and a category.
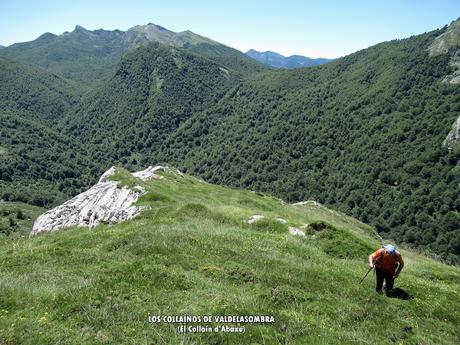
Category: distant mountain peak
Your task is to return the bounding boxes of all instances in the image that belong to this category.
[146,22,168,31]
[74,25,88,33]
[36,32,58,42]
[246,49,332,69]
[132,23,172,33]
[248,49,284,58]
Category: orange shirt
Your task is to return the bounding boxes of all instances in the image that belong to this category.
[371,248,403,274]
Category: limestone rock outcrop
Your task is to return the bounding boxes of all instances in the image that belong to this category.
[288,226,306,237]
[443,116,460,149]
[132,165,166,180]
[247,215,265,224]
[429,18,460,84]
[30,166,165,236]
[293,200,319,207]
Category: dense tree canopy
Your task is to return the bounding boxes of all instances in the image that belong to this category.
[0,58,100,206]
[155,30,460,263]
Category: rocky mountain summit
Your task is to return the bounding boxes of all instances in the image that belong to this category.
[30,166,166,236]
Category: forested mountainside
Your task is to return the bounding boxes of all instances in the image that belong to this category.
[0,110,100,207]
[0,57,79,124]
[0,21,459,262]
[0,58,100,207]
[1,33,255,211]
[155,29,460,262]
[61,42,239,167]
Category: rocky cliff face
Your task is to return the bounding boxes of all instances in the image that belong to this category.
[430,19,460,149]
[30,166,166,236]
[429,18,460,84]
[443,115,460,149]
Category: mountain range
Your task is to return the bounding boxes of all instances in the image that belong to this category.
[0,24,265,88]
[246,48,332,68]
[0,20,459,264]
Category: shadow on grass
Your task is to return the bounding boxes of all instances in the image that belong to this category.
[386,287,412,300]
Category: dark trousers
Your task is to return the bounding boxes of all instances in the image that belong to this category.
[375,268,394,293]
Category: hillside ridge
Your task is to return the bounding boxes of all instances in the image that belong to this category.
[0,164,459,344]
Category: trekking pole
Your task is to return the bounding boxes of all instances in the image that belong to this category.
[377,234,384,247]
[359,266,373,284]
[359,233,384,284]
[359,256,380,284]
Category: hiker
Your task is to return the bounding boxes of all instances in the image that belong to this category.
[368,244,404,294]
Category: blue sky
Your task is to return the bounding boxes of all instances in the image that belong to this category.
[0,0,458,58]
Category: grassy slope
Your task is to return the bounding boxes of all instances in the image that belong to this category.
[0,201,46,238]
[0,169,458,344]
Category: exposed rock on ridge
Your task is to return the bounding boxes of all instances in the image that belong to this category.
[30,166,164,236]
[132,165,166,180]
[443,116,460,149]
[429,18,460,84]
[288,226,306,237]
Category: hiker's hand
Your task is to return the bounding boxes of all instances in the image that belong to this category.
[369,264,374,269]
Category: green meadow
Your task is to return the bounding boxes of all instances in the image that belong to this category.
[0,169,458,344]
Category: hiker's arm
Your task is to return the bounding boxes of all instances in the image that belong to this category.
[394,258,404,278]
[368,254,375,268]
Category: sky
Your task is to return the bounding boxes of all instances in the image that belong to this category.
[0,0,459,58]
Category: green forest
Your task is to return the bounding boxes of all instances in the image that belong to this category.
[0,23,459,263]
[157,30,460,263]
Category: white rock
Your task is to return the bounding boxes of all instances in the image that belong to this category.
[30,166,161,236]
[132,165,167,181]
[293,200,319,207]
[247,215,265,224]
[275,218,288,224]
[443,115,460,149]
[288,226,306,237]
[99,166,117,182]
[133,185,145,193]
[299,224,309,229]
